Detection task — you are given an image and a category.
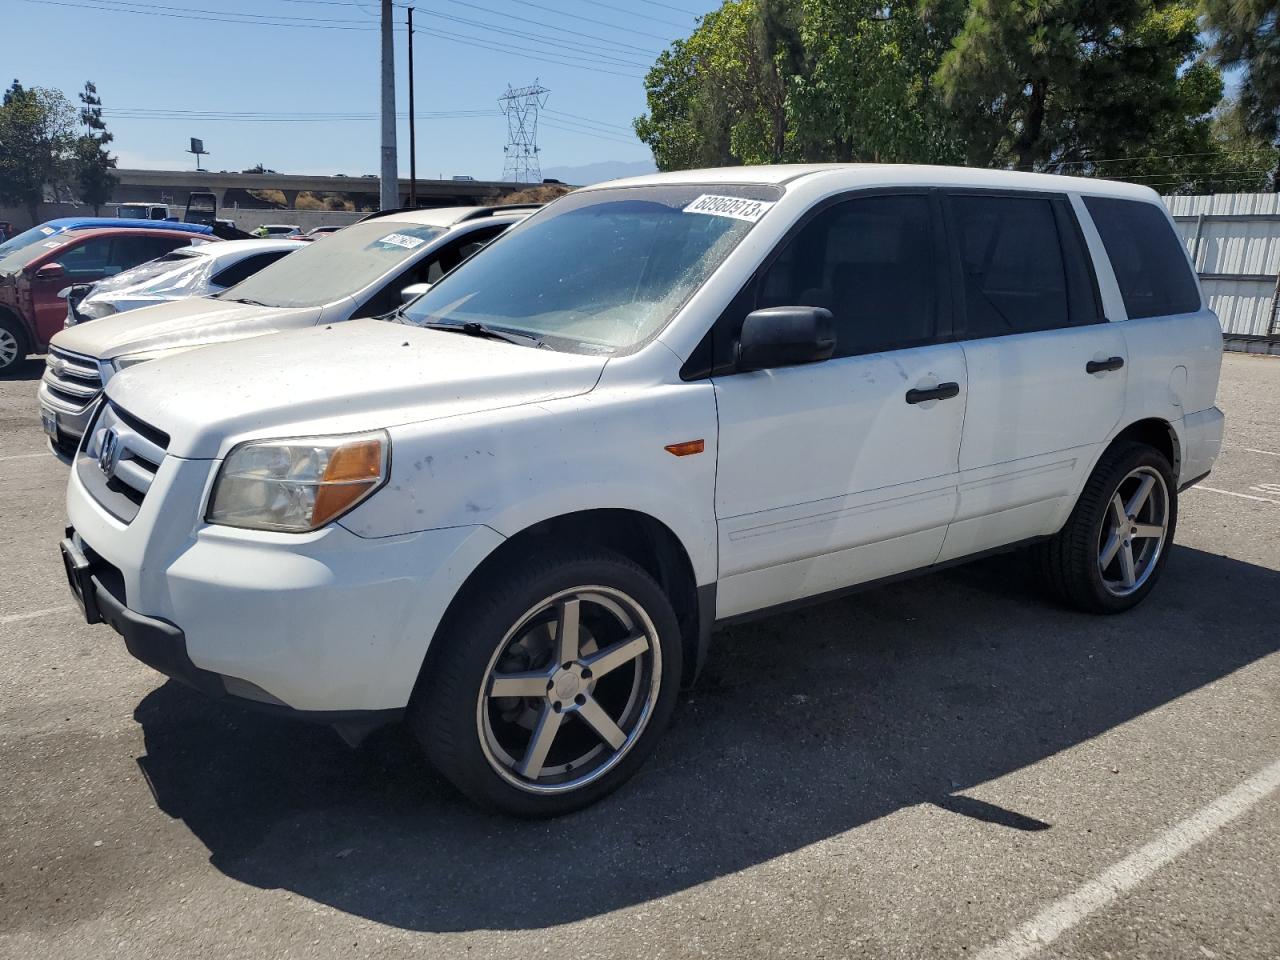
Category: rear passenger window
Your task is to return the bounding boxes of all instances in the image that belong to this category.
[949,195,1075,337]
[1084,197,1200,319]
[756,194,936,357]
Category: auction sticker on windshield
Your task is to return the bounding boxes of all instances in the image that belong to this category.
[683,194,775,223]
[375,233,427,250]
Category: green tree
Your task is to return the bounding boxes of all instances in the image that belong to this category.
[935,0,1225,178]
[788,1,967,163]
[74,81,117,216]
[635,1,968,170]
[1203,0,1280,189]
[0,80,77,226]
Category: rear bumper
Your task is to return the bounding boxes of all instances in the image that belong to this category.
[1180,406,1224,489]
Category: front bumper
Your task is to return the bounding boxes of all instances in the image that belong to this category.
[60,528,406,732]
[65,452,504,714]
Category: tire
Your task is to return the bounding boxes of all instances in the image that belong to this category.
[1034,441,1177,613]
[0,314,29,376]
[409,547,683,817]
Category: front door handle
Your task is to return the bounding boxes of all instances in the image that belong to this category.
[905,382,960,404]
[1086,356,1125,374]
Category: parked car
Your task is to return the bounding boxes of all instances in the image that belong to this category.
[0,218,212,265]
[304,225,345,237]
[115,202,173,221]
[256,224,303,239]
[40,205,531,457]
[0,225,213,375]
[63,238,305,325]
[58,166,1224,816]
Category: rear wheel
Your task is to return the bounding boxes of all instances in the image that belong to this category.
[1035,441,1177,613]
[410,548,682,817]
[0,314,28,376]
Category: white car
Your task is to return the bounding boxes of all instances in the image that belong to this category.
[59,165,1224,816]
[66,238,305,325]
[39,205,531,458]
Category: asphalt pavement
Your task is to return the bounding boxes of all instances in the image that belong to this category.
[1,352,1278,959]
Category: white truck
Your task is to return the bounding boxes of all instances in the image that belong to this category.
[60,165,1224,816]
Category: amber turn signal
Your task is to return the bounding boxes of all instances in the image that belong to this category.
[664,439,705,457]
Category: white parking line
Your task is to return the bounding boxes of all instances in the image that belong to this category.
[975,757,1280,960]
[1243,448,1280,458]
[1196,485,1280,505]
[0,605,75,626]
[0,451,51,462]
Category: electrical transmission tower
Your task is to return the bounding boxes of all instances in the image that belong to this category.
[499,80,549,183]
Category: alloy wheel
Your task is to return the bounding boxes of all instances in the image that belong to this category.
[0,328,18,369]
[1097,465,1169,597]
[476,585,661,795]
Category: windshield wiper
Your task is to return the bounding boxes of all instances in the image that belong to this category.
[419,320,547,349]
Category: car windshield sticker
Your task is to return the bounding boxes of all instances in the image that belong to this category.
[40,226,55,235]
[43,240,65,248]
[683,194,775,223]
[376,232,428,250]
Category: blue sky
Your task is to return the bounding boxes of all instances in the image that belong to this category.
[7,0,720,179]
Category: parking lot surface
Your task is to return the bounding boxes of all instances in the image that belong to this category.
[2,353,1278,959]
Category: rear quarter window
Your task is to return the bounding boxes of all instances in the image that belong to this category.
[1083,197,1200,319]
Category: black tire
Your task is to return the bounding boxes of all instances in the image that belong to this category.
[1034,441,1178,613]
[409,547,683,817]
[0,313,29,376]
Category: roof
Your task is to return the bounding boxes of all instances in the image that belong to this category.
[55,224,220,240]
[175,237,306,260]
[370,205,534,227]
[588,163,1160,202]
[42,216,213,236]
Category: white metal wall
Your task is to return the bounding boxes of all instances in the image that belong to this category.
[1163,193,1280,340]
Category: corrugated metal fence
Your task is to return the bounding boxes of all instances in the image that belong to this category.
[1163,193,1280,352]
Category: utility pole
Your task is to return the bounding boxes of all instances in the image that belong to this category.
[407,6,416,208]
[379,0,398,210]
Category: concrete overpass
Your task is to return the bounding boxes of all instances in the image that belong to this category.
[112,168,544,210]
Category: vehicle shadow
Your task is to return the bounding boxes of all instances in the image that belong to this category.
[133,544,1280,932]
[1,356,45,382]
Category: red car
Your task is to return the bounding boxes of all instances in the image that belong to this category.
[0,226,213,374]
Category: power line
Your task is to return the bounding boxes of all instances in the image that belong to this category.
[414,27,643,77]
[500,0,678,42]
[447,0,663,55]
[17,0,382,29]
[634,0,706,13]
[574,0,693,29]
[544,107,636,133]
[424,10,650,66]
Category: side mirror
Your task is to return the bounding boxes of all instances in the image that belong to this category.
[400,282,431,304]
[737,306,836,372]
[34,262,65,281]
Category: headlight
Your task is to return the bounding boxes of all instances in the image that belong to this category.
[207,431,390,532]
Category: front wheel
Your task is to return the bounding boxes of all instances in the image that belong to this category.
[410,548,682,817]
[0,314,29,376]
[1035,441,1178,613]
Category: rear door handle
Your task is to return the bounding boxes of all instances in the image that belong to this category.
[1086,356,1125,374]
[905,382,960,404]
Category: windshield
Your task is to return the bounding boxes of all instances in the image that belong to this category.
[397,184,780,354]
[86,249,207,298]
[219,220,443,308]
[116,206,150,219]
[0,229,78,275]
[0,224,68,268]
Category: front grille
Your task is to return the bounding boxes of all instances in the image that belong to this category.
[77,402,169,523]
[43,347,103,410]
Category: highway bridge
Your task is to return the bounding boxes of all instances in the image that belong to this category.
[112,168,545,210]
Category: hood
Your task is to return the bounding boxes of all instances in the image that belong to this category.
[51,296,322,360]
[105,319,608,459]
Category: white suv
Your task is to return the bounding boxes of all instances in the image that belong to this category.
[59,165,1224,816]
